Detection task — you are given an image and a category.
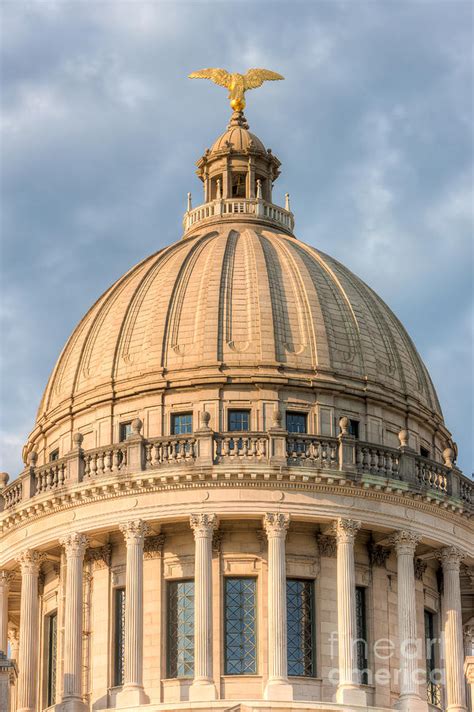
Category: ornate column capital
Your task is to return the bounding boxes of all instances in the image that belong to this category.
[144,534,166,559]
[0,570,15,586]
[334,518,361,544]
[85,543,112,569]
[389,530,421,556]
[119,519,150,545]
[190,513,218,538]
[16,549,46,574]
[263,512,290,539]
[317,534,337,558]
[437,545,465,572]
[59,532,89,557]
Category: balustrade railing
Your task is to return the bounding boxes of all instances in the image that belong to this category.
[1,431,472,512]
[356,443,400,479]
[286,436,338,468]
[183,197,294,234]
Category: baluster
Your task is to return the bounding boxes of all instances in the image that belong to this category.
[386,453,393,477]
[321,441,328,467]
[96,450,104,475]
[112,449,121,472]
[330,442,338,468]
[249,437,257,457]
[103,450,112,473]
[222,438,230,458]
[90,454,98,478]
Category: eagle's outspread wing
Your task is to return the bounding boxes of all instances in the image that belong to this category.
[188,68,232,89]
[243,68,284,91]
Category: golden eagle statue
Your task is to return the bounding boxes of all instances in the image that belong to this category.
[189,67,284,111]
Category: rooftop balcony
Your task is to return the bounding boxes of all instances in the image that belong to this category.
[183,195,295,236]
[1,430,472,524]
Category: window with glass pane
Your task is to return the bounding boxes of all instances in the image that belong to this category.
[228,410,250,432]
[425,610,441,706]
[224,578,257,675]
[168,580,195,678]
[287,579,315,676]
[355,586,368,684]
[286,412,307,434]
[114,588,126,686]
[349,419,360,438]
[171,413,193,435]
[46,612,58,706]
[119,422,132,442]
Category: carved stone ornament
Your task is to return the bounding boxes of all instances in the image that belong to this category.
[398,429,409,448]
[368,543,391,568]
[461,564,474,588]
[334,518,361,544]
[189,513,218,538]
[59,532,89,557]
[0,570,15,586]
[437,546,465,572]
[414,558,427,581]
[256,529,267,552]
[389,530,421,556]
[263,512,290,538]
[86,544,112,569]
[316,534,337,558]
[119,519,150,545]
[144,534,166,559]
[16,549,47,574]
[212,530,224,554]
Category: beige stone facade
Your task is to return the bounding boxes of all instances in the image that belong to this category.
[0,108,473,712]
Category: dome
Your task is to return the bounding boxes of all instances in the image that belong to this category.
[34,224,441,438]
[209,110,267,154]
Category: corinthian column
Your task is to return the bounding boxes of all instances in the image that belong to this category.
[16,550,43,712]
[0,570,14,655]
[390,530,427,712]
[335,519,367,706]
[189,513,218,702]
[60,532,88,712]
[439,547,467,712]
[117,520,150,707]
[263,512,293,701]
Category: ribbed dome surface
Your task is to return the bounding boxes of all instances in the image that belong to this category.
[36,226,441,426]
[210,125,266,154]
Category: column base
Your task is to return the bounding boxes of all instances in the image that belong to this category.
[396,694,429,712]
[336,684,367,706]
[264,678,294,701]
[446,707,468,712]
[116,685,150,707]
[188,679,218,701]
[56,699,88,712]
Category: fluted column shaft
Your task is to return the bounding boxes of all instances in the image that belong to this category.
[263,512,292,701]
[189,513,217,701]
[0,571,13,655]
[335,519,366,706]
[60,532,88,703]
[16,550,43,712]
[439,547,467,712]
[120,520,148,690]
[391,530,427,712]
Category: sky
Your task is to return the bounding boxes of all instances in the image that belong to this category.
[0,0,473,477]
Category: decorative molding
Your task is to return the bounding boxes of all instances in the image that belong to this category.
[144,534,166,559]
[316,534,337,558]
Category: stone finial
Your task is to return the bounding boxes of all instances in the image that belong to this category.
[199,411,211,430]
[285,193,290,211]
[339,416,349,436]
[27,451,37,467]
[271,408,283,428]
[216,178,222,200]
[72,431,84,449]
[443,447,454,468]
[0,472,9,488]
[398,429,409,448]
[256,178,263,200]
[187,192,192,212]
[131,417,143,436]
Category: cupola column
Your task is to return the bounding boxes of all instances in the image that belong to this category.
[335,519,367,706]
[390,531,427,712]
[189,513,218,701]
[0,570,14,655]
[117,520,150,707]
[16,550,43,712]
[60,532,88,712]
[263,512,293,701]
[438,547,467,712]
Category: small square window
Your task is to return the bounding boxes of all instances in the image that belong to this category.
[49,449,59,462]
[420,446,430,459]
[348,419,360,439]
[171,413,193,435]
[119,422,132,442]
[228,410,250,432]
[286,412,307,434]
